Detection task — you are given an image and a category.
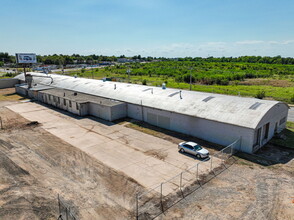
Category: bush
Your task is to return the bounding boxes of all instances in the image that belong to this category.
[290,95,294,103]
[255,90,266,99]
[142,79,147,85]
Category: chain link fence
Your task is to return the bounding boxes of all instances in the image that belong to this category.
[136,138,241,219]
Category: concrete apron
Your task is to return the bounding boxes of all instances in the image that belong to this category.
[7,102,221,195]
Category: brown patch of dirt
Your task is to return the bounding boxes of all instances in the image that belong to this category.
[239,78,293,87]
[0,88,26,102]
[157,161,294,220]
[0,106,145,220]
[144,149,168,161]
[0,108,29,130]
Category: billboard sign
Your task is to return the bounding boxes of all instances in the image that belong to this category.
[16,53,37,64]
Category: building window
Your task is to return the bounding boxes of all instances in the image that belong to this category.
[64,99,66,106]
[279,117,286,125]
[76,103,79,110]
[254,127,262,146]
[69,101,72,108]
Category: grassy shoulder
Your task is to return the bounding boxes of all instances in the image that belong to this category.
[269,122,294,149]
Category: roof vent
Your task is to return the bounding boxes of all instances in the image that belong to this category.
[143,88,152,92]
[202,96,215,102]
[169,91,180,97]
[249,102,262,110]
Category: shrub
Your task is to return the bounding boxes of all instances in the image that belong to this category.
[255,90,266,99]
[290,95,294,103]
[142,79,147,85]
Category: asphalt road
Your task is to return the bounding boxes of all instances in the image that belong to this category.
[288,107,294,122]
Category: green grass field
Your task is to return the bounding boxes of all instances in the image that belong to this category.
[59,62,294,103]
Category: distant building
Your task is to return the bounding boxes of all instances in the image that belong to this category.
[117,58,134,63]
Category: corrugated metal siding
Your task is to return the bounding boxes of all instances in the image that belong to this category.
[15,73,287,129]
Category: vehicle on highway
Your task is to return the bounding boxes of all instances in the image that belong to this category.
[178,141,209,159]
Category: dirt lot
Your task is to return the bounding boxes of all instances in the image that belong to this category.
[156,159,294,220]
[0,107,143,219]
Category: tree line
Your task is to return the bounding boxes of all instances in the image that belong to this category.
[0,52,294,66]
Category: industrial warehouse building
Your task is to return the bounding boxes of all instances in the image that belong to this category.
[14,73,289,154]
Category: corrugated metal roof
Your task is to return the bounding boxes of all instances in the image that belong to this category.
[15,73,284,129]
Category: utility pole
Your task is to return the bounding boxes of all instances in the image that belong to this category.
[189,67,193,91]
[91,60,94,79]
[127,68,131,83]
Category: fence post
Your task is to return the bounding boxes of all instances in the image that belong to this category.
[196,163,199,179]
[136,193,139,220]
[58,194,61,216]
[180,172,182,190]
[66,207,69,220]
[160,183,164,213]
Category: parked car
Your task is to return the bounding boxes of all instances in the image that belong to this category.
[178,141,209,159]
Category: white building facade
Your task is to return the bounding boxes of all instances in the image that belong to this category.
[15,73,289,153]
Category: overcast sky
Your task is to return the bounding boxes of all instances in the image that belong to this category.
[1,0,293,57]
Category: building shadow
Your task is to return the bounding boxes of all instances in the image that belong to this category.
[178,150,211,162]
[235,144,294,166]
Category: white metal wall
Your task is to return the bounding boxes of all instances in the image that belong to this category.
[38,92,80,115]
[15,86,27,96]
[110,103,127,121]
[127,103,254,153]
[0,78,19,89]
[253,103,289,152]
[89,103,111,121]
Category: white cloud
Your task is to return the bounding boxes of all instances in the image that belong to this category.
[235,40,264,45]
[81,39,294,57]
